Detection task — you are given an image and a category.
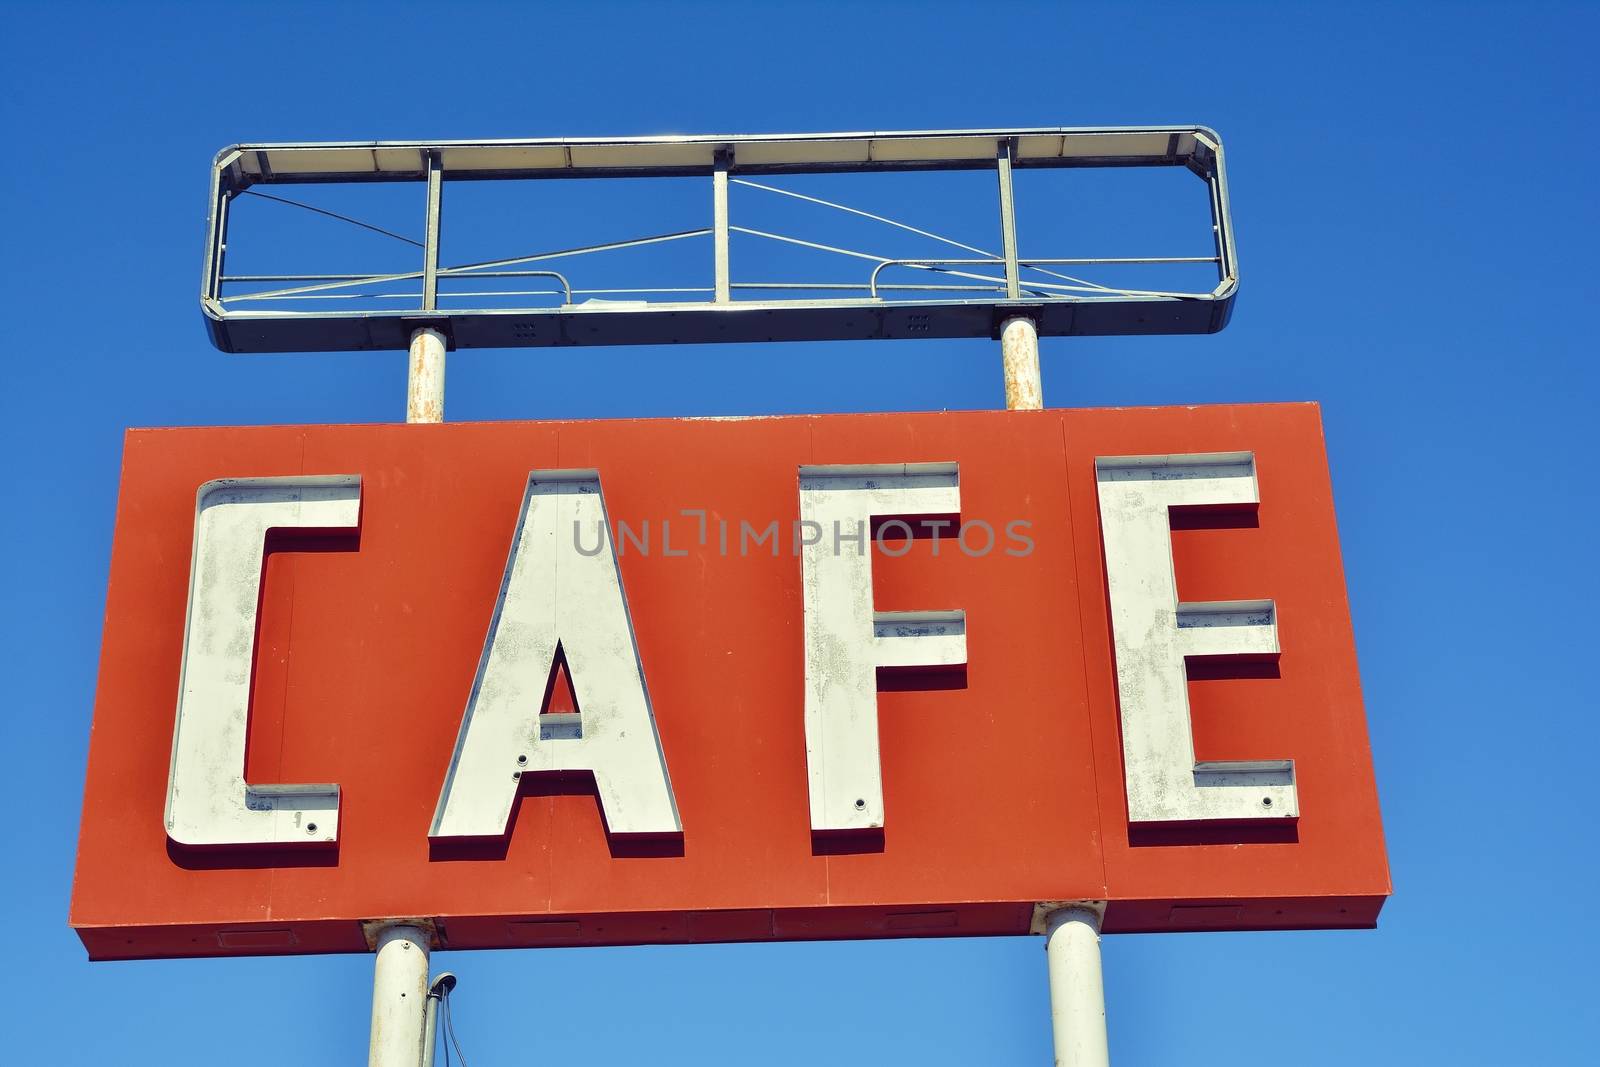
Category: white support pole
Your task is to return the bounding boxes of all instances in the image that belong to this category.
[713,148,731,303]
[1044,906,1110,1067]
[369,924,430,1067]
[1001,315,1043,410]
[407,327,446,424]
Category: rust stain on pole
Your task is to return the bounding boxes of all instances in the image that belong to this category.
[1001,316,1042,410]
[407,327,446,424]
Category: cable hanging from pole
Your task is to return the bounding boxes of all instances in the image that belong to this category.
[442,982,469,1067]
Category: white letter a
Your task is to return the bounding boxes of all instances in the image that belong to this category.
[432,471,680,839]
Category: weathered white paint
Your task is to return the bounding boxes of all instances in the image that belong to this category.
[165,476,360,847]
[1095,453,1297,823]
[406,326,446,424]
[1000,315,1042,410]
[798,463,966,832]
[1044,905,1110,1067]
[431,471,680,839]
[368,924,429,1067]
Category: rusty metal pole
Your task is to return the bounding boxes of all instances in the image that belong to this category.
[1001,316,1042,410]
[368,924,430,1067]
[406,327,446,423]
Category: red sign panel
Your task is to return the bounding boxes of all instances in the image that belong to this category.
[72,404,1388,960]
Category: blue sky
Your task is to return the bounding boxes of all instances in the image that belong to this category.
[3,1,1596,1063]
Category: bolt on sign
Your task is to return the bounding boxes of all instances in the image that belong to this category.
[71,404,1388,960]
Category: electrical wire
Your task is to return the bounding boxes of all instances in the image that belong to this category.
[238,190,424,247]
[441,985,470,1067]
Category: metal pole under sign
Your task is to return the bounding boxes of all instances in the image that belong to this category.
[1041,905,1110,1067]
[367,924,431,1067]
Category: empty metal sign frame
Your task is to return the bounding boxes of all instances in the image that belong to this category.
[202,127,1238,353]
